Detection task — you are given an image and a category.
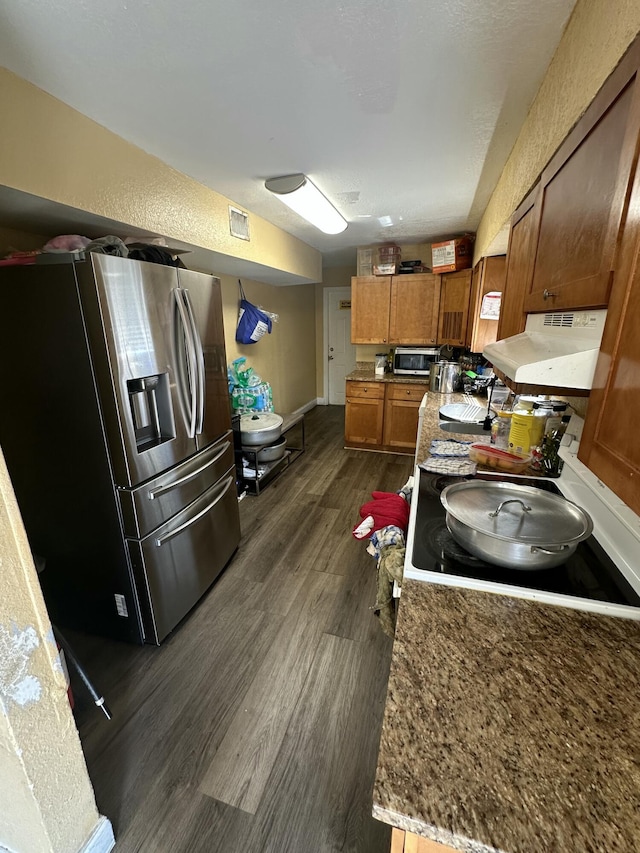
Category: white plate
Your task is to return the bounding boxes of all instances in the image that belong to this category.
[439,402,487,423]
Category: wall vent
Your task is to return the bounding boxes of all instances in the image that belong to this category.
[229,206,250,241]
[543,312,574,328]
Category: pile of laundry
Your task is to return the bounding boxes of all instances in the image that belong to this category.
[0,234,188,268]
[352,480,412,637]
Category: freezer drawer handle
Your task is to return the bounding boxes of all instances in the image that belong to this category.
[173,288,198,438]
[146,441,231,500]
[154,474,235,547]
[182,288,206,435]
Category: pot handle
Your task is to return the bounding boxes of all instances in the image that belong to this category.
[488,499,532,518]
[531,544,570,555]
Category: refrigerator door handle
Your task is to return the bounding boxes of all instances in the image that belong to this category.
[181,288,206,435]
[146,441,231,500]
[173,288,198,438]
[154,474,235,547]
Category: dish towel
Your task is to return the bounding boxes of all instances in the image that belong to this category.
[367,526,406,638]
[352,491,410,539]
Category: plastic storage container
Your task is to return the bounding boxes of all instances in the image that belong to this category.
[469,443,532,473]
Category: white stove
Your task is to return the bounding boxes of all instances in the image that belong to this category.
[403,416,640,619]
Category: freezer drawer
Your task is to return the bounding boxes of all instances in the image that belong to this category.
[119,431,234,538]
[127,465,240,644]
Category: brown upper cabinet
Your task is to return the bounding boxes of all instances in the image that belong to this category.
[499,186,538,339]
[437,269,472,347]
[468,255,506,353]
[495,33,640,515]
[522,49,640,315]
[578,61,640,517]
[577,171,640,517]
[351,274,441,345]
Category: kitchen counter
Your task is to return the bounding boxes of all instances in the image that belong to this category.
[346,367,430,386]
[415,390,487,455]
[372,390,640,851]
[373,581,640,852]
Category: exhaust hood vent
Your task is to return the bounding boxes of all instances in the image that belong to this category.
[543,312,575,328]
[483,310,606,390]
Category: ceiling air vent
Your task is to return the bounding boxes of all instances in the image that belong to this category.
[543,312,574,328]
[229,206,250,241]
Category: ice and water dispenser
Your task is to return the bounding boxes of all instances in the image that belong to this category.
[127,373,175,452]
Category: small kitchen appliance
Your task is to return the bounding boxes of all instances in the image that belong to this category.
[393,347,439,376]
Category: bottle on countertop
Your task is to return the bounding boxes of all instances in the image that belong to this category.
[491,410,513,448]
[508,409,545,454]
[541,405,570,437]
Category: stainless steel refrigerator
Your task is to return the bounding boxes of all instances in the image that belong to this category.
[0,253,240,644]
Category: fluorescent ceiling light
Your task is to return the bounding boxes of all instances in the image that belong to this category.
[265,174,348,235]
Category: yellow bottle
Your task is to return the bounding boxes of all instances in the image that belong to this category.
[508,410,545,454]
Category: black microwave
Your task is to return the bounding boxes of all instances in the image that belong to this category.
[393,347,440,375]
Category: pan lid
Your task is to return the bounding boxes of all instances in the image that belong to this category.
[440,480,593,545]
[239,412,283,433]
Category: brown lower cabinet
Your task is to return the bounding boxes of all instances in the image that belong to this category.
[345,380,425,453]
[344,381,385,447]
[391,827,458,853]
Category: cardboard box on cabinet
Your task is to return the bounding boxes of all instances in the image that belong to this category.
[431,235,474,274]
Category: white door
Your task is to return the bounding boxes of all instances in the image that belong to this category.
[325,287,357,405]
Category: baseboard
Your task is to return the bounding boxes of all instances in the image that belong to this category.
[78,816,115,853]
[315,397,328,406]
[292,399,319,415]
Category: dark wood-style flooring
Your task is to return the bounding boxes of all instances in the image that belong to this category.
[69,405,413,853]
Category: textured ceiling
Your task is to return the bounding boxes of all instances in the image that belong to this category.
[0,0,575,266]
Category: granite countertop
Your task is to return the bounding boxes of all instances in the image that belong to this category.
[346,367,430,386]
[373,582,640,852]
[372,391,640,850]
[415,391,484,454]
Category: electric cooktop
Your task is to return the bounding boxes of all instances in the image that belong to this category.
[406,468,640,615]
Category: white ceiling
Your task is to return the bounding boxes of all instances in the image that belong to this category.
[0,0,576,269]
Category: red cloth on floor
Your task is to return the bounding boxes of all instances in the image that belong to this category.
[353,491,409,538]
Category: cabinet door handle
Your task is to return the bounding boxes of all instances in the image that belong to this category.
[543,289,556,300]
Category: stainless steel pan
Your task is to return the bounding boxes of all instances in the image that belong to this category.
[440,480,593,570]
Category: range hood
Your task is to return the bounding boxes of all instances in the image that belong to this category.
[483,310,607,389]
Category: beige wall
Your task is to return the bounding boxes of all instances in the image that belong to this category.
[0,448,103,853]
[475,0,640,260]
[221,275,317,414]
[0,67,321,284]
